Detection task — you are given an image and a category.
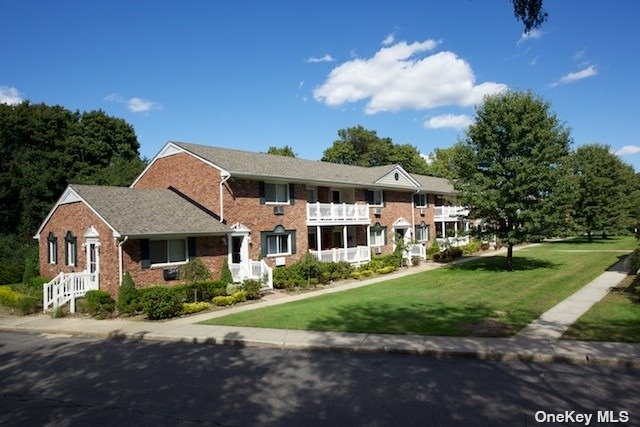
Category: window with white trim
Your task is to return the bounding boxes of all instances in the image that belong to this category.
[265,182,289,204]
[65,231,77,267]
[415,193,428,207]
[263,225,292,256]
[415,222,430,241]
[47,232,57,264]
[150,239,187,265]
[369,223,386,246]
[371,190,384,206]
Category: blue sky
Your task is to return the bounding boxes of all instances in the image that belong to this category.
[2,1,639,169]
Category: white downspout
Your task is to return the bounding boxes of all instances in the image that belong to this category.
[118,236,129,286]
[220,174,231,222]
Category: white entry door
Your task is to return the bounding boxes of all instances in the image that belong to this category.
[85,238,100,288]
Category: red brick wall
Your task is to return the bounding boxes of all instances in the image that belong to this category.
[133,152,224,216]
[224,179,308,266]
[38,202,121,297]
[122,236,227,289]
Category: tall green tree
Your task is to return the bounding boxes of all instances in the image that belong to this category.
[0,102,145,238]
[322,125,429,174]
[423,145,470,180]
[267,145,296,157]
[456,91,571,270]
[570,144,636,240]
[512,0,548,33]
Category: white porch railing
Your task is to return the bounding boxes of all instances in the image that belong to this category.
[434,206,469,220]
[309,245,371,265]
[307,202,370,223]
[406,243,426,260]
[43,271,99,313]
[230,260,273,289]
[436,236,470,248]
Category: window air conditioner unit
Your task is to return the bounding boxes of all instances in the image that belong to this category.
[374,207,382,216]
[420,208,426,216]
[273,205,285,215]
[374,246,382,255]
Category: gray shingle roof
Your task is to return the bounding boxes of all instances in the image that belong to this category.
[70,185,230,237]
[172,141,454,194]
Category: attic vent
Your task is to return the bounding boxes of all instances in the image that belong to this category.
[394,172,399,181]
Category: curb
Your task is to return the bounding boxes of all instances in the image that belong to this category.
[3,324,639,369]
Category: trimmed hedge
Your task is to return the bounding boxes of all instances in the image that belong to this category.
[273,253,355,289]
[85,290,116,318]
[182,301,210,314]
[432,247,463,263]
[242,280,262,300]
[141,286,183,320]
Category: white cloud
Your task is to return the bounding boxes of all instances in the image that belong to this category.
[518,28,543,44]
[573,48,587,61]
[552,65,598,86]
[528,55,538,66]
[127,97,161,113]
[105,93,161,113]
[304,54,335,63]
[614,145,640,156]
[424,114,474,130]
[313,39,507,114]
[0,85,23,105]
[382,33,395,46]
[420,152,432,164]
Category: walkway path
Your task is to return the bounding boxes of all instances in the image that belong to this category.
[2,243,639,367]
[516,258,629,340]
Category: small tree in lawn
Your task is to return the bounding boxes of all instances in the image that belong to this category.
[456,90,572,271]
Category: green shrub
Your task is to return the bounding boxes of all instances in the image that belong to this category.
[226,283,242,295]
[460,240,483,255]
[375,266,396,275]
[53,305,67,318]
[242,280,262,300]
[174,280,226,303]
[432,247,464,263]
[141,286,182,320]
[360,269,374,277]
[179,258,211,283]
[231,290,247,303]
[213,295,235,306]
[220,259,233,284]
[350,271,362,280]
[21,246,39,284]
[0,235,36,285]
[117,272,140,314]
[426,240,440,260]
[411,256,421,266]
[630,248,640,274]
[0,286,20,307]
[182,301,210,314]
[85,290,116,318]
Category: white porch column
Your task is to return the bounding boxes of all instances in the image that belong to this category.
[441,222,445,238]
[366,224,371,248]
[454,221,458,237]
[316,225,321,259]
[343,225,348,249]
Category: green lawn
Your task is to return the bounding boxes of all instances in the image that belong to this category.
[202,236,637,337]
[562,275,640,343]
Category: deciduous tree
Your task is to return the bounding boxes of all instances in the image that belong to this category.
[456,91,571,270]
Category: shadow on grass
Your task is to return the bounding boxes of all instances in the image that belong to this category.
[305,301,532,337]
[449,256,559,272]
[545,236,620,245]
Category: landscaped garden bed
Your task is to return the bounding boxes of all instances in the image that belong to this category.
[202,236,637,337]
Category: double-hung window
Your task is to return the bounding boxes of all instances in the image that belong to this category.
[371,190,384,206]
[369,223,387,247]
[150,239,187,265]
[262,225,294,256]
[65,231,77,266]
[48,232,57,264]
[265,183,289,204]
[415,193,428,207]
[415,222,430,241]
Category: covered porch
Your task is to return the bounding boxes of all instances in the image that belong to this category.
[307,224,371,265]
[435,221,470,247]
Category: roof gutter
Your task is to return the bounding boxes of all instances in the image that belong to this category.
[220,173,231,222]
[118,236,129,287]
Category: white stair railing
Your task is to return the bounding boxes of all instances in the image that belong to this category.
[229,260,273,289]
[43,271,99,313]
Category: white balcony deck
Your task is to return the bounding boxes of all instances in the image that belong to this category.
[306,202,370,225]
[309,245,370,265]
[434,205,469,221]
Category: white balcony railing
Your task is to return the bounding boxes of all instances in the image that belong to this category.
[307,202,370,223]
[434,206,469,220]
[230,260,273,289]
[309,245,371,265]
[436,236,470,248]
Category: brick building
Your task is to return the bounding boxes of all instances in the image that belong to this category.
[36,141,469,299]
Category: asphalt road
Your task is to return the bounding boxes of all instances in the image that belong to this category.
[0,332,638,426]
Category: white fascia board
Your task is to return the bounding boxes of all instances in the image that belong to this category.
[130,142,231,188]
[374,165,420,188]
[34,186,122,239]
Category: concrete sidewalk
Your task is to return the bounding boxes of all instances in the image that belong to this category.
[2,243,639,367]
